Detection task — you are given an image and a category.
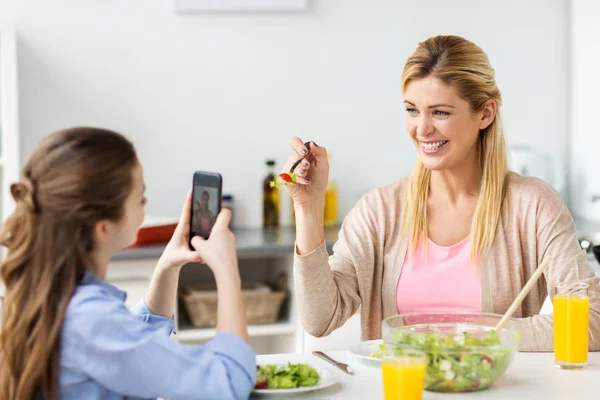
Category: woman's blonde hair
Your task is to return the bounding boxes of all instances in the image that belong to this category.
[401,35,509,260]
[0,127,138,400]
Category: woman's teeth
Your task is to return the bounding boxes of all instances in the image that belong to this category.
[421,140,448,151]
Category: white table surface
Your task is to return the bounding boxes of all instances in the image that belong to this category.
[254,350,600,399]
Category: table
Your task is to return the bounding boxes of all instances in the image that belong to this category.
[254,350,600,399]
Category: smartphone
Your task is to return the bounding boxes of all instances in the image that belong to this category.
[190,171,222,249]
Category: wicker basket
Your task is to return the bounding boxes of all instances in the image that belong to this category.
[179,282,288,328]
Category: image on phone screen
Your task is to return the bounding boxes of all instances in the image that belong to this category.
[191,185,219,239]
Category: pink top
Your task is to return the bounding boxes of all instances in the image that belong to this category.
[396,236,481,314]
[201,218,212,233]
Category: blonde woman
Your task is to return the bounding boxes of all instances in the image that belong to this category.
[192,190,217,235]
[283,35,600,351]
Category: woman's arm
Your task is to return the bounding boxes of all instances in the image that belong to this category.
[294,191,382,338]
[295,199,326,255]
[516,184,600,352]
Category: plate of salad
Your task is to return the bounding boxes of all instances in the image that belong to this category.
[252,363,338,396]
[349,339,384,364]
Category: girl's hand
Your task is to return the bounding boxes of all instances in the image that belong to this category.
[157,191,204,270]
[191,209,238,277]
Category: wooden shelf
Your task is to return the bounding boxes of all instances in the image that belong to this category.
[176,321,296,341]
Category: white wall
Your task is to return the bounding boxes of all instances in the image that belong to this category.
[569,0,600,222]
[0,0,570,227]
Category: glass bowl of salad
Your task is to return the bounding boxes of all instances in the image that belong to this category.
[381,311,521,392]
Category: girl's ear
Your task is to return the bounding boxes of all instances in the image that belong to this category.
[94,219,111,243]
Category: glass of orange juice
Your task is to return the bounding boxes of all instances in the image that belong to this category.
[381,348,426,400]
[553,282,589,369]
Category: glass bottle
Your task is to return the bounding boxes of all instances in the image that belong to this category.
[263,160,280,228]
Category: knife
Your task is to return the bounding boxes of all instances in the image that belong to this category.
[312,351,355,375]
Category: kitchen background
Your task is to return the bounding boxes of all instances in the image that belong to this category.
[1,0,588,227]
[2,0,600,355]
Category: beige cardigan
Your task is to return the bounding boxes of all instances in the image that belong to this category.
[294,175,600,352]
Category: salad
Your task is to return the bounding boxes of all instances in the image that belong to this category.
[255,363,320,390]
[270,171,298,188]
[372,328,514,392]
[270,141,313,188]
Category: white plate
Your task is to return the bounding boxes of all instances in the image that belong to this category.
[349,339,383,364]
[252,365,338,396]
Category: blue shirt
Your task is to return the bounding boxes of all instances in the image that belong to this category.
[59,272,256,400]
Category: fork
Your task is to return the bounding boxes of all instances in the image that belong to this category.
[312,351,355,375]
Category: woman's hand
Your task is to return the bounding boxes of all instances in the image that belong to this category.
[282,138,329,209]
[157,191,204,270]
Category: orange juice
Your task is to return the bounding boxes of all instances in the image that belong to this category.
[323,181,338,227]
[553,294,589,365]
[382,358,426,400]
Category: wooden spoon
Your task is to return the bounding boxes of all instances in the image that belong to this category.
[495,258,551,331]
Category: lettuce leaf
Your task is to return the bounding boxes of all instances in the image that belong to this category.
[255,363,321,390]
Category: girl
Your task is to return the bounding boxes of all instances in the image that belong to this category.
[0,127,255,399]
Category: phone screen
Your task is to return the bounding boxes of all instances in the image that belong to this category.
[190,172,222,245]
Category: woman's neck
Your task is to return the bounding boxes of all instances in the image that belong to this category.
[429,162,483,204]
